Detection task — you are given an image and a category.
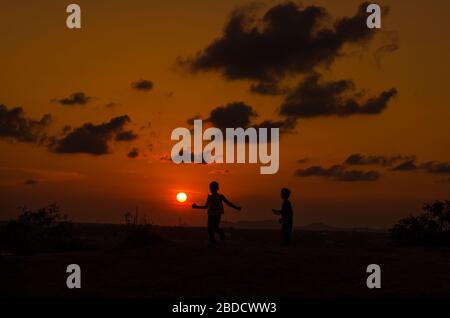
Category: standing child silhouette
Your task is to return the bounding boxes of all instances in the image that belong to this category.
[192,181,241,245]
[272,188,294,246]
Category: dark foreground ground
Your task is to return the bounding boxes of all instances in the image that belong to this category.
[1,225,450,298]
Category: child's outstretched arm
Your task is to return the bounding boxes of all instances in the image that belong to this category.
[222,196,242,211]
[192,196,208,209]
[272,209,281,215]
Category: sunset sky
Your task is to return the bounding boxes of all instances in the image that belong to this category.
[0,0,449,228]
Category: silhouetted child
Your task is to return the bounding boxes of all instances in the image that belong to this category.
[272,188,293,245]
[192,181,241,245]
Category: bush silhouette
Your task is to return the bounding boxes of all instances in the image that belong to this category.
[0,204,82,254]
[391,200,450,246]
[116,211,163,249]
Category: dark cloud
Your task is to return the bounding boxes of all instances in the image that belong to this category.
[139,122,153,131]
[297,157,310,164]
[279,73,397,118]
[344,153,415,166]
[159,154,172,162]
[48,115,135,155]
[161,150,209,164]
[206,102,257,131]
[132,79,154,91]
[127,148,139,158]
[421,162,450,175]
[337,169,380,182]
[116,130,138,141]
[374,32,399,67]
[210,169,231,174]
[0,104,52,143]
[295,165,380,182]
[391,160,419,172]
[182,2,383,84]
[56,92,91,106]
[189,101,296,136]
[105,102,119,108]
[299,154,450,182]
[391,159,450,175]
[24,179,38,185]
[179,149,208,164]
[181,1,397,131]
[186,115,201,127]
[61,125,72,135]
[249,81,286,96]
[253,117,297,135]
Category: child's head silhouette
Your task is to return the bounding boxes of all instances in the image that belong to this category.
[281,188,291,200]
[210,181,219,194]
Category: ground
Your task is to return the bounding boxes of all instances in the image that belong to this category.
[1,225,450,297]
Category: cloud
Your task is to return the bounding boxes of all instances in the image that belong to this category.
[253,117,297,135]
[210,169,231,174]
[249,81,286,96]
[132,79,154,91]
[61,125,72,135]
[344,153,415,166]
[158,151,209,164]
[297,157,310,164]
[56,92,91,106]
[24,179,37,185]
[390,160,418,172]
[392,160,450,175]
[205,102,257,131]
[0,167,85,187]
[295,165,380,182]
[421,162,450,175]
[181,2,385,84]
[127,147,139,158]
[298,154,450,183]
[337,169,380,182]
[116,130,139,141]
[158,154,172,162]
[179,149,209,164]
[189,101,296,136]
[279,73,397,118]
[0,104,52,143]
[181,1,397,131]
[105,102,119,109]
[374,31,399,67]
[48,115,136,155]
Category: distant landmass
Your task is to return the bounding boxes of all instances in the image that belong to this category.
[0,220,386,232]
[221,220,387,232]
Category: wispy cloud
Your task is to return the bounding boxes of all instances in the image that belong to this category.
[0,166,85,187]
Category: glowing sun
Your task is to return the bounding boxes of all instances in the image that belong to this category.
[176,192,188,203]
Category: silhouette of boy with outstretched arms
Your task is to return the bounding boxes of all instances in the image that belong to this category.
[272,188,293,245]
[192,181,241,245]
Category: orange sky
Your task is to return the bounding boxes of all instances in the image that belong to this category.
[0,0,449,227]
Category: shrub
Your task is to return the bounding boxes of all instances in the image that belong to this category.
[391,200,450,246]
[115,211,163,249]
[1,204,83,254]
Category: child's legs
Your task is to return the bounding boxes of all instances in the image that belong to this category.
[282,222,293,244]
[208,215,225,243]
[215,215,225,240]
[207,216,216,243]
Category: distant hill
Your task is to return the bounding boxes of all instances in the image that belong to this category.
[0,219,385,232]
[222,220,386,232]
[222,220,280,230]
